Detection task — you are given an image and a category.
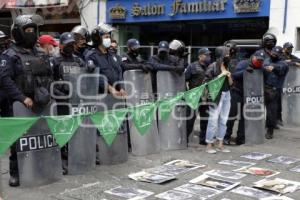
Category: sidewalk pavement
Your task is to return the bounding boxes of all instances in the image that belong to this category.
[1,125,300,200]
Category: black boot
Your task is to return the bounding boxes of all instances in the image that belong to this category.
[9,176,20,187]
[265,128,274,139]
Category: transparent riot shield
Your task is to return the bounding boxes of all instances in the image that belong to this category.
[156,71,187,150]
[123,70,160,156]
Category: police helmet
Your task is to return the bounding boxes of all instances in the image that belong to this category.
[169,39,186,57]
[11,15,43,44]
[91,22,115,46]
[262,33,277,48]
[71,25,91,42]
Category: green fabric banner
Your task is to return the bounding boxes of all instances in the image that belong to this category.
[207,75,226,101]
[131,103,157,136]
[0,76,226,156]
[184,85,206,110]
[90,109,128,146]
[46,115,84,147]
[158,93,184,121]
[0,117,38,155]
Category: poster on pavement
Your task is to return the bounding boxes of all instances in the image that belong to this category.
[254,178,300,194]
[290,165,300,173]
[163,160,206,171]
[231,186,276,199]
[241,152,273,160]
[174,183,222,198]
[218,160,256,168]
[204,170,247,180]
[104,186,154,200]
[267,156,300,165]
[189,174,240,191]
[155,190,196,200]
[261,196,294,200]
[128,171,176,184]
[234,167,280,178]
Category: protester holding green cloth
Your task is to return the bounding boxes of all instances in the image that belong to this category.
[204,46,233,154]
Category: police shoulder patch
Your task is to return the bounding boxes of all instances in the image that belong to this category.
[0,59,7,67]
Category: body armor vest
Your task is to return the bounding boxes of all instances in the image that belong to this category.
[15,52,52,96]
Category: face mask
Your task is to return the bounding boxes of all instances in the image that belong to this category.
[264,40,275,50]
[204,57,211,66]
[286,49,292,55]
[23,32,37,49]
[130,49,139,57]
[102,38,111,48]
[159,51,168,59]
[251,57,263,69]
[109,48,117,54]
[63,45,74,55]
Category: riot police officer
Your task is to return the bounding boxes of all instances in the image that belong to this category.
[71,25,90,60]
[185,48,211,145]
[282,42,300,67]
[169,39,188,68]
[51,32,89,108]
[224,52,264,145]
[264,46,289,139]
[0,31,11,117]
[149,41,185,94]
[0,15,53,186]
[86,23,126,97]
[51,32,94,174]
[256,33,277,60]
[121,38,152,72]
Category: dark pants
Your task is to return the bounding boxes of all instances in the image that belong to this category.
[225,90,245,144]
[266,90,280,129]
[9,143,19,177]
[277,88,282,122]
[0,99,18,177]
[186,103,209,143]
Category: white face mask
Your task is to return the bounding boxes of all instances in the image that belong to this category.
[102,38,111,48]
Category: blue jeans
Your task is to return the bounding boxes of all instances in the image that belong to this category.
[206,91,231,144]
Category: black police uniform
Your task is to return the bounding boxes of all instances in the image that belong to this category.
[149,41,184,95]
[121,52,152,72]
[263,48,289,139]
[85,48,123,93]
[51,51,86,101]
[224,59,251,145]
[0,43,53,184]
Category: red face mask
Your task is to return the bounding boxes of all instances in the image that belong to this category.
[251,56,263,69]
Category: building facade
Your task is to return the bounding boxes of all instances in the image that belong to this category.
[106,0,270,47]
[269,0,300,57]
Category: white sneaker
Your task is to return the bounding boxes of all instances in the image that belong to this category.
[206,149,217,154]
[216,148,231,153]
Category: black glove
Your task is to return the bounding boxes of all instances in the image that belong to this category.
[174,65,185,74]
[140,64,152,72]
